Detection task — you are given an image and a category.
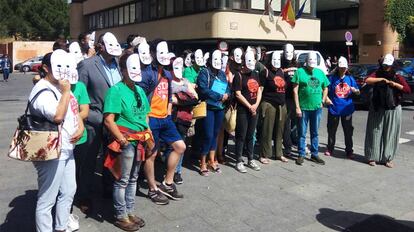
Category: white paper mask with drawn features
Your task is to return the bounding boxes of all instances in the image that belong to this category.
[184,53,192,67]
[245,51,256,71]
[271,52,281,69]
[203,52,210,67]
[234,48,243,64]
[211,50,222,70]
[307,52,318,68]
[156,41,170,66]
[51,49,72,81]
[103,32,122,57]
[88,31,95,48]
[126,54,142,82]
[173,57,184,79]
[67,54,79,84]
[221,55,229,72]
[69,42,84,64]
[138,41,152,65]
[194,49,204,67]
[284,43,294,61]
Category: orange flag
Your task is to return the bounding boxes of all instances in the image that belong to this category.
[281,0,296,27]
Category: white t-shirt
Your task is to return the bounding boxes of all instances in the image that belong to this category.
[28,79,80,160]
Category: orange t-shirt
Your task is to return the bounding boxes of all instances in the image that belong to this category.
[149,75,170,118]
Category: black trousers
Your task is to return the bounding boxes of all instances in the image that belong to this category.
[327,112,354,153]
[283,99,298,155]
[235,108,258,162]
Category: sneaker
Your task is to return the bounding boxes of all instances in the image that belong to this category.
[114,217,140,231]
[66,214,79,232]
[236,162,247,173]
[346,152,355,159]
[247,160,261,171]
[158,182,184,200]
[305,147,311,155]
[173,172,183,185]
[310,155,325,165]
[296,156,304,165]
[324,150,332,156]
[148,189,169,205]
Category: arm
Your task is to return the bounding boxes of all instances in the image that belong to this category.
[390,75,411,94]
[70,115,85,144]
[293,84,302,117]
[104,113,129,147]
[322,87,329,106]
[365,77,388,85]
[78,104,89,120]
[54,80,71,123]
[235,91,252,109]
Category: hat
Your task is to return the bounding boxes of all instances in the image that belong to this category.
[338,56,348,68]
[382,54,394,66]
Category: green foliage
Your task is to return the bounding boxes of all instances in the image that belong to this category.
[0,0,69,40]
[385,0,414,41]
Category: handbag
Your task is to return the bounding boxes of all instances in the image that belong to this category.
[8,88,61,161]
[224,105,237,133]
[192,101,207,119]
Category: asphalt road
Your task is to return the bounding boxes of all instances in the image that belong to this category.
[1,73,414,232]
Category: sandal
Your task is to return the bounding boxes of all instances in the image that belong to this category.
[385,161,394,168]
[276,156,289,163]
[368,160,376,166]
[208,164,222,173]
[259,157,270,164]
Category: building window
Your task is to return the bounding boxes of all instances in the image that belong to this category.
[136,2,143,22]
[108,9,114,27]
[130,4,136,23]
[184,0,194,13]
[175,0,184,15]
[207,0,219,9]
[158,0,166,18]
[114,8,119,26]
[251,0,265,10]
[196,0,207,11]
[124,5,130,24]
[98,13,103,29]
[233,0,248,9]
[363,33,377,46]
[143,0,149,21]
[271,0,282,11]
[150,0,157,19]
[166,0,174,16]
[298,0,310,14]
[348,8,358,27]
[119,7,124,25]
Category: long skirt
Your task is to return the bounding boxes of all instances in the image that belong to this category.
[364,105,402,162]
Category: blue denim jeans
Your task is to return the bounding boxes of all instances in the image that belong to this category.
[201,109,225,155]
[298,108,322,157]
[33,150,76,232]
[113,144,142,219]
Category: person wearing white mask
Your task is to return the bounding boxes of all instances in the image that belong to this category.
[30,51,84,232]
[103,53,150,231]
[183,49,204,84]
[182,49,193,68]
[196,50,230,176]
[78,32,96,58]
[258,51,289,165]
[364,54,411,167]
[325,56,359,159]
[233,50,263,173]
[292,52,330,166]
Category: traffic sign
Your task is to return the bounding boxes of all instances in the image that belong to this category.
[345,31,353,42]
[346,41,353,46]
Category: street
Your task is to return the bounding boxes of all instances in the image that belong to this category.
[1,73,414,232]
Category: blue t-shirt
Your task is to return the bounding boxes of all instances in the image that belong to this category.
[328,74,359,116]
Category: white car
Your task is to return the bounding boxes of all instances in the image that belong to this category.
[267,50,329,74]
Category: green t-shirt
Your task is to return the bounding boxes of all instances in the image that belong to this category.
[183,66,201,84]
[291,67,330,111]
[71,82,90,145]
[104,82,150,133]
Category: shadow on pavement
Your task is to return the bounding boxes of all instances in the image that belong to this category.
[0,190,37,232]
[316,208,414,232]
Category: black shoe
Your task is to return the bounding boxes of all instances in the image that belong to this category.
[148,189,169,205]
[311,155,325,165]
[173,173,183,185]
[158,182,184,200]
[296,156,304,165]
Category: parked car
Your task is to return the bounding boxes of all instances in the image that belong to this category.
[14,55,43,72]
[346,64,378,107]
[395,58,414,76]
[31,63,42,73]
[268,50,329,74]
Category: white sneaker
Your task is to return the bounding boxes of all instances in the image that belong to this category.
[247,160,261,171]
[236,162,247,173]
[67,214,79,232]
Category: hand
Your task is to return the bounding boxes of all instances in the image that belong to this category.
[172,96,178,104]
[350,87,358,93]
[388,81,396,87]
[70,128,83,144]
[324,98,333,106]
[59,79,71,93]
[222,94,229,102]
[119,137,130,148]
[250,103,259,113]
[296,108,302,118]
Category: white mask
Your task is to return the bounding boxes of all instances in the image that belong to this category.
[103,32,122,57]
[203,52,210,67]
[88,31,95,48]
[307,52,318,68]
[126,54,142,82]
[51,49,72,81]
[256,46,262,61]
[221,55,229,72]
[68,54,79,84]
[234,48,243,64]
[138,41,152,65]
[184,53,192,67]
[271,52,281,69]
[156,41,170,66]
[194,49,204,67]
[245,51,256,71]
[130,36,145,47]
[68,42,83,64]
[168,52,176,60]
[211,50,222,70]
[284,43,294,61]
[173,57,184,79]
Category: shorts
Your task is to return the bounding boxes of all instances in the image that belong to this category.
[149,116,182,150]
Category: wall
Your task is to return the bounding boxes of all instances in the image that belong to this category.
[3,41,54,67]
[70,2,86,39]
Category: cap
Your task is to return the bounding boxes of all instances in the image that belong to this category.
[338,56,348,68]
[382,54,394,66]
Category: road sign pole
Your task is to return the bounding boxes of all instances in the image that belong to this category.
[348,46,351,64]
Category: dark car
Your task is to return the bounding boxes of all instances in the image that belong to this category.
[396,69,414,103]
[347,64,378,106]
[395,58,414,76]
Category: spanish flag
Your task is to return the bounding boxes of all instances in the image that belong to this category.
[281,0,296,27]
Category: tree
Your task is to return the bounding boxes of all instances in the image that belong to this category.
[0,0,69,40]
[385,0,414,41]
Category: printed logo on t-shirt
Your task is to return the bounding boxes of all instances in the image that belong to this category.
[308,77,321,94]
[155,78,169,100]
[335,82,351,98]
[69,94,79,128]
[247,78,259,99]
[273,76,286,93]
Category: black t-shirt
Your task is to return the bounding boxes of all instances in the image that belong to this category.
[233,70,261,111]
[282,61,298,100]
[260,68,286,106]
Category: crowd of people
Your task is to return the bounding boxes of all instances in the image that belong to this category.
[25,31,411,232]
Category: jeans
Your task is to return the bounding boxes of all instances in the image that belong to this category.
[113,144,142,219]
[235,108,258,162]
[33,150,76,232]
[298,108,322,157]
[327,112,354,153]
[201,109,225,155]
[3,68,10,80]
